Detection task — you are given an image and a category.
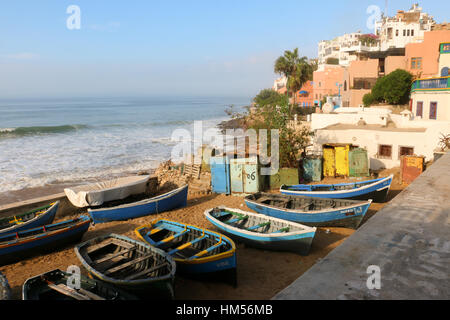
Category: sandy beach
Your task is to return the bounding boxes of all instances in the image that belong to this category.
[0,166,405,300]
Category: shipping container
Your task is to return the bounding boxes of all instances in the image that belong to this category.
[230,156,260,194]
[210,156,231,194]
[323,146,336,177]
[349,148,370,177]
[401,155,425,184]
[335,145,350,177]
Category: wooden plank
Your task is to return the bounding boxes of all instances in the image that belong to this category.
[86,238,134,255]
[124,263,169,281]
[92,247,136,265]
[104,254,154,276]
[46,283,90,300]
[77,288,106,300]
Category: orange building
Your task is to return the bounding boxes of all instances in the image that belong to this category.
[312,65,345,104]
[294,81,315,107]
[405,30,450,78]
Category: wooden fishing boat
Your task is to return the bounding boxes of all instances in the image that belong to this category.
[135,219,237,286]
[88,185,188,224]
[280,175,393,202]
[0,201,59,237]
[0,272,11,300]
[64,175,151,208]
[204,207,316,255]
[22,269,138,300]
[245,193,373,229]
[0,216,91,266]
[74,234,176,299]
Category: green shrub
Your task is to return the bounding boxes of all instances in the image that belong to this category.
[362,93,375,106]
[369,69,413,105]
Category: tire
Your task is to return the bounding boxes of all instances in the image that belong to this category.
[0,272,11,300]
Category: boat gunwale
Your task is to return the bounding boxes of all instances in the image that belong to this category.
[0,215,90,249]
[279,175,393,195]
[204,206,317,239]
[245,195,373,215]
[0,201,59,235]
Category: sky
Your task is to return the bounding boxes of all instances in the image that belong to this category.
[0,0,449,99]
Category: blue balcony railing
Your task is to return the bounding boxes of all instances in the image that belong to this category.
[412,76,450,92]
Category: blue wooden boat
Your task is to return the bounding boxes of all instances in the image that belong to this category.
[204,207,317,255]
[245,193,372,229]
[280,175,393,202]
[135,219,237,286]
[0,201,59,237]
[88,185,188,224]
[22,269,138,300]
[0,216,91,266]
[74,234,176,300]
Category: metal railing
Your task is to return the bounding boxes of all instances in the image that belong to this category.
[412,76,450,91]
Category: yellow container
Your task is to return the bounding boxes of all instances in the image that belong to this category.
[323,147,336,177]
[335,145,350,177]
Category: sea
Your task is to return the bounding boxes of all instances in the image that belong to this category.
[0,96,250,194]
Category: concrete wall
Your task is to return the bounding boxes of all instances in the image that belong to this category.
[274,152,450,300]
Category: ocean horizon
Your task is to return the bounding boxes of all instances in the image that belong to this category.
[0,96,250,195]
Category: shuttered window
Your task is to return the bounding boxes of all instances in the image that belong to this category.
[416,101,423,117]
[378,145,392,159]
[429,102,437,120]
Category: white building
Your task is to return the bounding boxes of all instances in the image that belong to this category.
[308,106,450,170]
[273,76,287,93]
[375,3,435,51]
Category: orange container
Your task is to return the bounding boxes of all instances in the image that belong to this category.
[401,155,425,184]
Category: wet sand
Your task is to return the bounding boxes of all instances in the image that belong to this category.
[0,169,405,300]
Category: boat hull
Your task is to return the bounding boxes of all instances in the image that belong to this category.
[204,207,316,255]
[0,216,90,266]
[0,202,59,237]
[280,175,393,202]
[135,220,237,286]
[75,234,176,300]
[22,269,138,300]
[245,198,372,229]
[88,185,188,224]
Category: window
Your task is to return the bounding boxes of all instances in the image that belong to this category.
[429,102,437,120]
[378,145,392,159]
[403,30,406,36]
[416,101,423,117]
[353,78,377,89]
[396,30,399,36]
[399,146,414,159]
[407,30,410,36]
[411,29,414,36]
[411,57,422,69]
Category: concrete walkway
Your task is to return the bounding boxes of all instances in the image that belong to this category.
[274,153,450,300]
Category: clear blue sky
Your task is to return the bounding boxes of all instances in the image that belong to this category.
[0,0,448,98]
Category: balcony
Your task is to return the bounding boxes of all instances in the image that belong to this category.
[411,77,450,92]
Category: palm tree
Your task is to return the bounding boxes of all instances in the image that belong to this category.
[274,48,312,106]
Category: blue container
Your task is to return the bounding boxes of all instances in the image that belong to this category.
[210,156,231,195]
[303,157,322,182]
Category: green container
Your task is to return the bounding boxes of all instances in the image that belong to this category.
[303,157,322,182]
[349,148,370,177]
[269,168,299,190]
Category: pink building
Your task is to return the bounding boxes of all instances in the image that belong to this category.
[312,65,345,104]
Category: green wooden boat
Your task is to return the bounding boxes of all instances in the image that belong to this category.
[22,269,138,300]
